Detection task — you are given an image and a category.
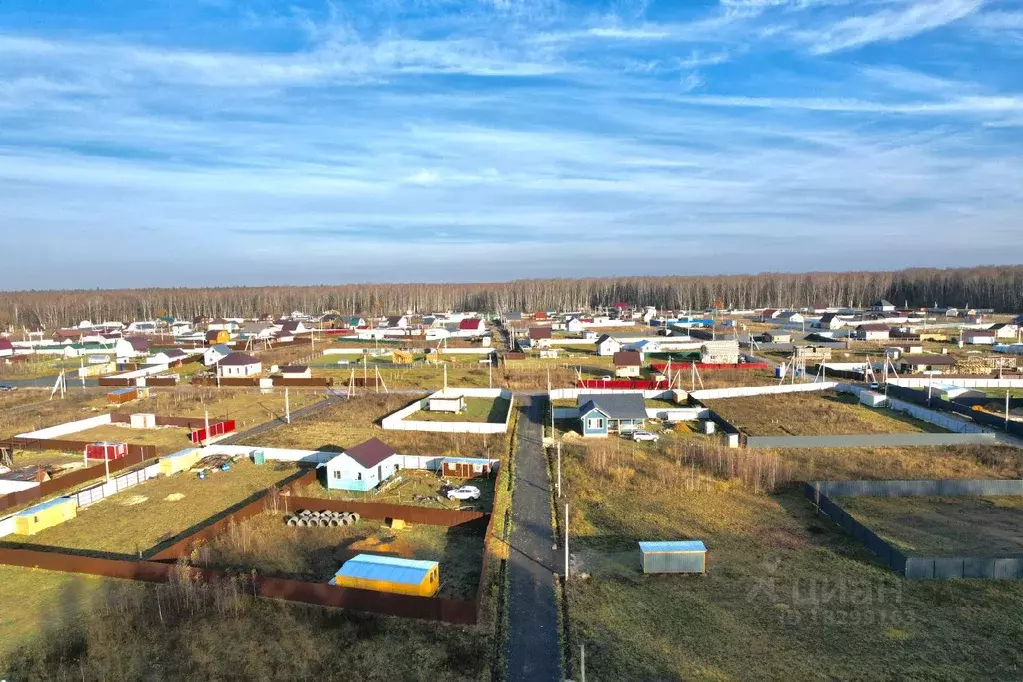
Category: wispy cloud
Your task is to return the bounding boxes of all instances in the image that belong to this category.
[801,0,984,54]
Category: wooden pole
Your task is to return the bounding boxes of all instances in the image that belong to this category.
[564,502,569,579]
[557,442,562,497]
[285,388,291,424]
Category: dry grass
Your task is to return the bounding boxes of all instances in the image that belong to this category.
[72,423,196,453]
[238,393,512,461]
[707,391,942,436]
[191,512,485,600]
[781,444,1023,481]
[561,437,1023,681]
[7,460,302,556]
[836,495,1023,555]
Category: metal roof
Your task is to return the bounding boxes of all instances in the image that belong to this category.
[335,554,437,585]
[16,497,74,517]
[577,393,647,420]
[638,540,706,554]
[343,438,398,469]
[441,456,494,465]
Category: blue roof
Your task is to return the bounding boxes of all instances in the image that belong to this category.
[638,540,706,554]
[336,554,437,585]
[110,387,136,395]
[16,497,74,517]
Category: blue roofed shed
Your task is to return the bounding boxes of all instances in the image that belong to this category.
[330,554,440,596]
[638,540,707,574]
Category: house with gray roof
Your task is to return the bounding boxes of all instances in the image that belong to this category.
[576,393,647,437]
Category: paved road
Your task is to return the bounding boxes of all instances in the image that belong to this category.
[505,395,562,682]
[218,392,345,445]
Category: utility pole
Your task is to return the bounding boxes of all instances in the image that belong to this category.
[557,442,562,497]
[1006,390,1011,431]
[580,644,586,682]
[564,502,570,579]
[285,388,291,424]
[204,410,210,448]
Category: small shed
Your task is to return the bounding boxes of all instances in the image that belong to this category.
[107,387,139,405]
[429,394,466,413]
[129,413,157,429]
[85,441,127,461]
[859,391,887,408]
[206,329,231,344]
[638,540,707,574]
[160,448,202,476]
[330,554,440,597]
[280,365,312,379]
[14,497,77,536]
[441,457,494,478]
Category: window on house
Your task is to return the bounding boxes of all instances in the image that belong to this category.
[356,472,362,481]
[333,471,341,479]
[473,463,483,473]
[587,418,604,430]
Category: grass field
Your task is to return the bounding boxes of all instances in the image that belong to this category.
[412,397,511,424]
[836,495,1023,555]
[560,438,1023,680]
[6,460,302,557]
[707,391,945,436]
[191,511,485,599]
[238,393,513,461]
[72,423,196,452]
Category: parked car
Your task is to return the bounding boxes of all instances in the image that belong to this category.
[629,430,659,442]
[600,375,612,381]
[446,485,481,501]
[0,384,15,392]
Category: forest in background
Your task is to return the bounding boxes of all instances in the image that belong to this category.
[1,265,1021,329]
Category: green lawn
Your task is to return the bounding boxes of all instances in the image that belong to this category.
[412,397,511,424]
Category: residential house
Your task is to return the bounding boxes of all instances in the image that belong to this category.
[759,309,780,322]
[206,329,231,345]
[764,330,792,344]
[279,365,311,379]
[577,393,647,437]
[148,348,189,365]
[898,355,957,374]
[613,351,643,378]
[240,322,275,339]
[528,327,552,347]
[504,312,523,322]
[0,338,13,358]
[218,352,262,377]
[207,318,239,333]
[963,330,996,345]
[203,344,232,367]
[114,337,149,359]
[385,315,409,329]
[279,320,310,336]
[458,318,487,336]
[815,313,843,330]
[344,316,367,329]
[324,438,402,492]
[170,321,193,335]
[565,317,585,334]
[853,324,891,342]
[989,323,1019,340]
[596,334,623,357]
[700,340,740,364]
[870,300,896,313]
[125,321,158,334]
[776,311,804,325]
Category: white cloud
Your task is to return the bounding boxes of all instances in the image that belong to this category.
[803,0,984,54]
[679,72,705,92]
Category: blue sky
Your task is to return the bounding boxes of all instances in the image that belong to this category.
[1,0,1021,288]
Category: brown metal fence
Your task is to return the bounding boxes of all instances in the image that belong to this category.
[271,378,334,387]
[0,547,478,623]
[0,443,155,513]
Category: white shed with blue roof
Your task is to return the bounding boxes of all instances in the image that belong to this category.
[638,540,707,574]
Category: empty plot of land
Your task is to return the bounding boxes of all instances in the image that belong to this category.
[8,460,302,556]
[412,397,510,424]
[192,511,484,599]
[239,394,512,461]
[72,424,195,452]
[708,391,942,436]
[836,495,1023,556]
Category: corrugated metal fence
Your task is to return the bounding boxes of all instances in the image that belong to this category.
[805,480,1023,580]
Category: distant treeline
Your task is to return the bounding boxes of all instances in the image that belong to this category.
[2,265,1021,328]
